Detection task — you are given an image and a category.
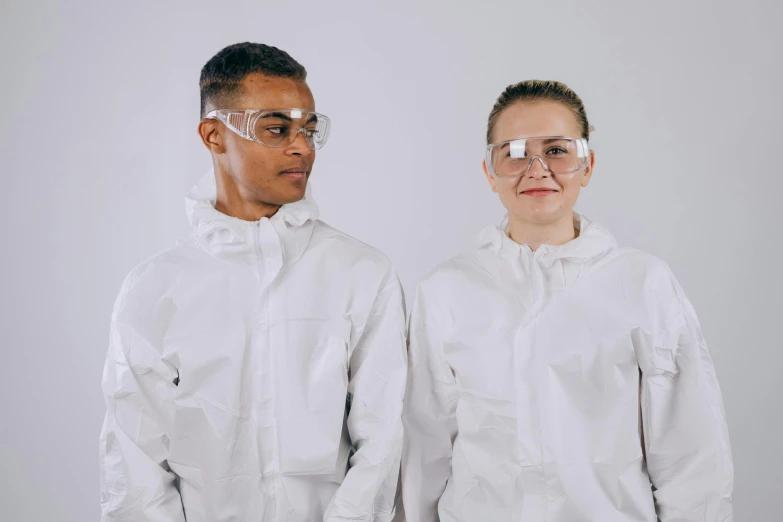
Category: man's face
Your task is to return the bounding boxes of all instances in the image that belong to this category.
[203,73,317,207]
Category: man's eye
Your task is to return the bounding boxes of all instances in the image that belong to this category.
[266,126,287,135]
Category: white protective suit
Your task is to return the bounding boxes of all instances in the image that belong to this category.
[400,214,733,522]
[99,171,407,521]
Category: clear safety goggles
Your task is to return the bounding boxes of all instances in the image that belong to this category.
[486,136,590,178]
[205,108,331,150]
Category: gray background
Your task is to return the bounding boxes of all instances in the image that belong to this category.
[2,0,781,520]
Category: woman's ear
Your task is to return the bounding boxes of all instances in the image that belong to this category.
[483,160,498,193]
[581,149,595,188]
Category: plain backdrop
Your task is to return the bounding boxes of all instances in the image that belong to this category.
[2,0,781,520]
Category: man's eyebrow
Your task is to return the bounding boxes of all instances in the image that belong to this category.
[257,112,318,124]
[258,112,293,121]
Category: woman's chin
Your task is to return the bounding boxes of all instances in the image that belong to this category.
[509,204,570,226]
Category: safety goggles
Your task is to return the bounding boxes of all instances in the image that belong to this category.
[486,136,590,178]
[205,108,331,150]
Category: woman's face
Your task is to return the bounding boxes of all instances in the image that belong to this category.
[484,100,594,226]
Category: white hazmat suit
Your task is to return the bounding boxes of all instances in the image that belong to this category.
[100,172,407,521]
[400,214,733,522]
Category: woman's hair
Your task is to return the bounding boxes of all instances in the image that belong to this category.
[486,80,593,143]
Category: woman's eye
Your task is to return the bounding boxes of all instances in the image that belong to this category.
[547,147,567,155]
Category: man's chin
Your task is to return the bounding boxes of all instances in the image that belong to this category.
[271,187,308,206]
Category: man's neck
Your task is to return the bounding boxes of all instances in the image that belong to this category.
[507,213,578,252]
[214,196,280,222]
[214,170,280,222]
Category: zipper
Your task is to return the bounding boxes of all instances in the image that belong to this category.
[525,246,548,519]
[254,221,266,287]
[254,219,277,521]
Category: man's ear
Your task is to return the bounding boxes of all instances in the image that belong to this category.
[198,119,226,154]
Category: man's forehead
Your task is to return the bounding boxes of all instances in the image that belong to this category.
[238,73,315,110]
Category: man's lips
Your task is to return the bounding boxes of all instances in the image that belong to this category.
[280,168,308,178]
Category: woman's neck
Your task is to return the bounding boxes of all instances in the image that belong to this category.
[507,213,579,251]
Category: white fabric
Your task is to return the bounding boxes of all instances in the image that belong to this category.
[400,214,733,522]
[100,171,407,521]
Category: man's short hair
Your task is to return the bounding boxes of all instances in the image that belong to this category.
[199,42,307,118]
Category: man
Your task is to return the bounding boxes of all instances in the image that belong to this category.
[99,42,407,522]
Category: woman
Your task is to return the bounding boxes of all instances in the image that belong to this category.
[399,81,733,521]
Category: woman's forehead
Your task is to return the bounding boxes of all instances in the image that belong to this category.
[494,100,580,141]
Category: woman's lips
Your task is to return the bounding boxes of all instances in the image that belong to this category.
[521,188,558,197]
